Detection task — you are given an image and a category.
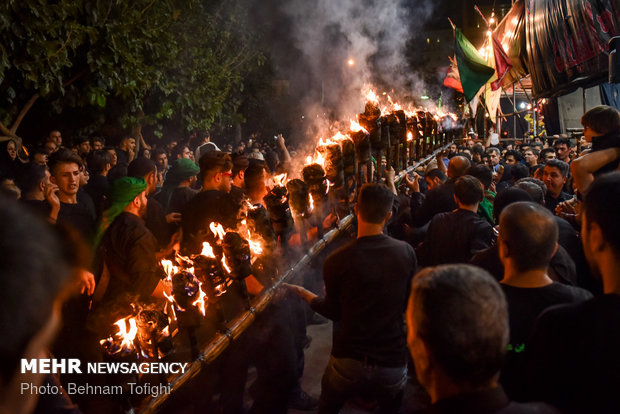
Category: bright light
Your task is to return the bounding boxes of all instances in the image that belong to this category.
[487,30,492,36]
[520,102,526,109]
[489,17,495,24]
[527,104,532,110]
[347,59,355,66]
[421,95,430,100]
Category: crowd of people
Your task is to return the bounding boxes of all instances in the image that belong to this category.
[0,104,619,414]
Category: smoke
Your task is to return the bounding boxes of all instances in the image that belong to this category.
[281,0,438,129]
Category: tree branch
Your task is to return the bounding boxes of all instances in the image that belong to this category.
[9,93,40,135]
[0,121,11,136]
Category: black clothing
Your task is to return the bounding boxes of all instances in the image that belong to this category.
[422,209,493,266]
[144,195,171,249]
[21,198,51,217]
[410,180,457,227]
[181,189,238,254]
[167,186,198,214]
[591,131,620,174]
[470,243,578,286]
[57,192,97,243]
[527,294,620,413]
[115,148,130,167]
[96,212,161,308]
[544,190,570,214]
[84,174,109,220]
[429,387,560,414]
[229,184,247,212]
[310,234,417,367]
[500,283,592,400]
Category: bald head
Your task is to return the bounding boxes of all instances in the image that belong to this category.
[448,156,471,179]
[499,202,558,272]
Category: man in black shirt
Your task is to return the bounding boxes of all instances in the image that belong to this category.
[287,183,417,413]
[497,202,592,400]
[527,172,620,413]
[421,175,493,266]
[542,159,570,213]
[406,264,560,414]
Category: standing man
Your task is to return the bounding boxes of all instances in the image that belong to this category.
[527,172,620,413]
[542,159,570,213]
[553,137,571,164]
[287,183,417,414]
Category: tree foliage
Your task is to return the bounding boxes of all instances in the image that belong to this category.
[0,0,263,142]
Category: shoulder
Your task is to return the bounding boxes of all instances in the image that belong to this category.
[502,401,563,414]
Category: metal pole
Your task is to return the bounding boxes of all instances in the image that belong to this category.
[513,84,517,139]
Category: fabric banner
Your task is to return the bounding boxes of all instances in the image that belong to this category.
[525,0,620,98]
[454,27,495,101]
[443,55,464,93]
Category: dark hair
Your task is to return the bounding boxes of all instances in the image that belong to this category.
[584,172,620,256]
[504,150,523,162]
[231,152,250,178]
[87,150,114,175]
[499,202,558,272]
[90,135,105,146]
[493,187,533,222]
[244,164,267,196]
[32,146,47,157]
[581,105,620,135]
[544,158,569,177]
[515,179,545,204]
[539,147,556,162]
[47,148,83,176]
[511,163,529,181]
[408,264,508,386]
[198,150,232,176]
[16,164,47,194]
[465,165,492,190]
[553,137,571,148]
[0,199,72,382]
[425,168,447,183]
[153,148,167,158]
[128,157,157,179]
[454,175,484,205]
[171,144,189,160]
[357,183,394,224]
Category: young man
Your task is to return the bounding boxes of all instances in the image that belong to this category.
[287,183,418,414]
[406,264,560,414]
[497,202,591,400]
[542,159,570,213]
[422,175,493,266]
[553,137,571,164]
[527,172,620,413]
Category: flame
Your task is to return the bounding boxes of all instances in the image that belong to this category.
[407,131,413,141]
[365,89,379,104]
[350,119,368,133]
[210,222,226,240]
[247,230,263,255]
[200,242,216,258]
[161,259,179,281]
[192,283,208,316]
[325,179,331,195]
[273,173,288,187]
[309,194,314,212]
[114,317,138,352]
[221,254,232,274]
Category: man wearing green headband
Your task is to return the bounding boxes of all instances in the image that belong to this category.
[93,176,162,308]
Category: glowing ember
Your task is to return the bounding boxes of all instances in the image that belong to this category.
[200,242,216,258]
[407,131,413,141]
[221,254,232,274]
[247,230,263,256]
[364,88,379,104]
[273,173,288,187]
[114,317,138,352]
[350,119,368,133]
[192,283,208,316]
[210,222,226,240]
[309,194,315,212]
[161,259,179,281]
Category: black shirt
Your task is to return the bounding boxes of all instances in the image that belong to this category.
[527,294,620,413]
[429,386,560,414]
[84,174,109,220]
[411,179,457,227]
[167,186,198,214]
[544,190,570,214]
[422,209,493,266]
[500,283,592,401]
[310,234,417,367]
[144,195,171,249]
[181,189,238,255]
[57,191,97,243]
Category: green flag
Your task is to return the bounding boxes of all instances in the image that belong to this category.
[454,27,495,102]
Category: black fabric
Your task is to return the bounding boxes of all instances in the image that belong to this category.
[20,198,51,217]
[429,386,560,414]
[57,191,97,243]
[590,131,620,175]
[83,174,109,220]
[229,184,247,213]
[144,195,171,249]
[410,180,457,227]
[470,243,577,286]
[499,283,592,401]
[527,294,620,414]
[543,190,570,214]
[422,209,493,266]
[97,212,161,307]
[310,234,417,367]
[181,189,238,255]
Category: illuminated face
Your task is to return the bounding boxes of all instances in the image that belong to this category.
[180,146,192,160]
[156,153,168,171]
[33,153,47,166]
[554,144,569,160]
[542,165,567,197]
[6,141,17,160]
[524,150,537,166]
[49,130,62,146]
[92,140,104,151]
[106,149,117,166]
[488,151,500,166]
[543,151,556,162]
[137,191,148,218]
[505,155,516,165]
[79,141,91,154]
[582,125,601,143]
[124,138,136,151]
[44,141,57,154]
[79,165,89,186]
[218,169,233,193]
[52,162,80,197]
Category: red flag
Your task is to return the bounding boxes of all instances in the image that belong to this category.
[490,34,512,90]
[443,55,464,93]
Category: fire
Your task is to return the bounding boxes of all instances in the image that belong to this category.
[161,259,179,281]
[114,317,138,352]
[221,254,232,274]
[309,194,314,212]
[192,283,208,316]
[350,119,368,133]
[273,173,288,187]
[200,242,216,258]
[247,230,263,256]
[210,222,226,240]
[407,131,413,141]
[364,88,379,104]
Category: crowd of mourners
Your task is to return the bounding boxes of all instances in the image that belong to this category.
[0,105,619,414]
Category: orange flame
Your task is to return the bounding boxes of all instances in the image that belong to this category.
[200,242,216,258]
[350,119,368,133]
[273,173,288,187]
[161,259,179,281]
[221,254,232,274]
[309,194,314,212]
[407,131,413,141]
[192,283,208,316]
[364,89,379,104]
[210,222,226,240]
[114,317,138,352]
[247,230,263,256]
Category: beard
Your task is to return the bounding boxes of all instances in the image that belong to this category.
[137,202,148,219]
